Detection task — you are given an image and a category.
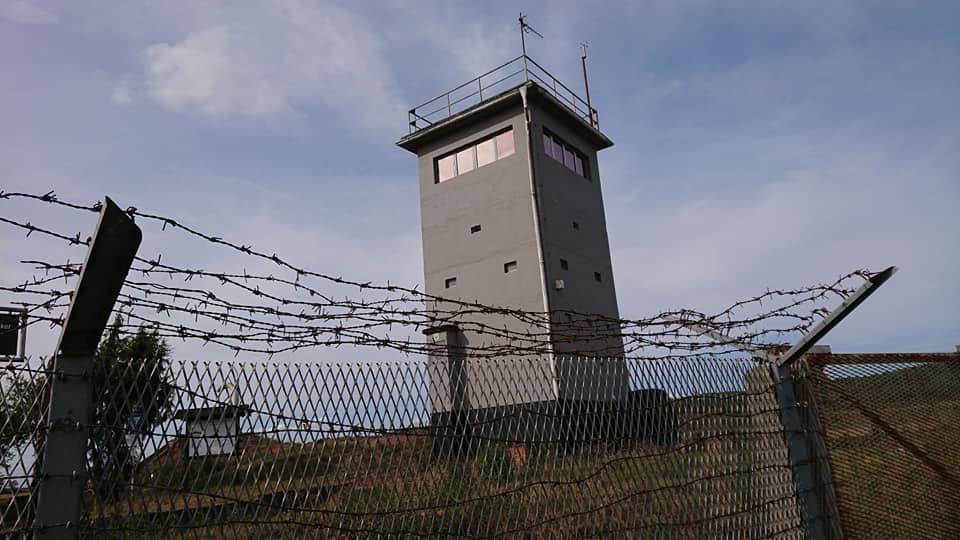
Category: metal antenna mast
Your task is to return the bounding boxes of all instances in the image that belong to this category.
[518,13,543,78]
[580,42,595,127]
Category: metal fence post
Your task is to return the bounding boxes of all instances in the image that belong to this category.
[772,362,842,539]
[33,197,142,539]
[770,266,896,539]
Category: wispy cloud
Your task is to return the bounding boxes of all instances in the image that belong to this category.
[109,81,134,105]
[143,26,286,118]
[130,1,405,129]
[2,0,957,357]
[0,0,57,25]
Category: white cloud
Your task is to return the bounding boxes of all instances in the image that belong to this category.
[421,16,514,78]
[0,0,58,25]
[110,81,133,105]
[136,1,405,128]
[606,132,959,351]
[143,26,286,118]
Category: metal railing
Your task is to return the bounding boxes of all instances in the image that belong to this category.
[407,55,600,134]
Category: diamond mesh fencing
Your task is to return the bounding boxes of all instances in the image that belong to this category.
[0,363,48,533]
[2,355,809,538]
[3,190,940,537]
[806,352,960,539]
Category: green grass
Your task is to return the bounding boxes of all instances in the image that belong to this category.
[813,361,960,539]
[70,392,793,538]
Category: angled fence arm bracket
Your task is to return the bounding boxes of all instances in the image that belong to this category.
[33,197,141,539]
[668,267,898,540]
[773,266,897,540]
[775,266,898,371]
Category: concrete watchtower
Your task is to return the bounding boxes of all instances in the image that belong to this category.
[398,56,628,435]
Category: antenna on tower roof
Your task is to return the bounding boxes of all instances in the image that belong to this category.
[518,13,543,82]
[580,41,596,127]
[518,13,543,59]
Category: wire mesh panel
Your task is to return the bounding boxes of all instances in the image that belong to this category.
[806,352,960,539]
[2,190,904,537]
[5,356,804,538]
[0,362,48,536]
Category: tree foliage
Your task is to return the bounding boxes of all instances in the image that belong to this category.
[89,316,173,501]
[0,316,173,499]
[0,373,46,468]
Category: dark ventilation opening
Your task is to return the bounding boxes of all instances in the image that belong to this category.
[572,221,580,230]
[560,259,569,270]
[445,277,457,289]
[504,261,518,273]
[470,224,482,234]
[594,272,602,283]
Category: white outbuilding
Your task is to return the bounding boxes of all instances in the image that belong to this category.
[173,405,248,458]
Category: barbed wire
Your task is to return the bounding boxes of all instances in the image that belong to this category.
[1,190,873,361]
[3,191,955,539]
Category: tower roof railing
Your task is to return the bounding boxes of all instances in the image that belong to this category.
[407,55,599,135]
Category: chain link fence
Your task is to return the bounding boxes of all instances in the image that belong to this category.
[4,355,811,538]
[2,190,954,537]
[806,351,960,539]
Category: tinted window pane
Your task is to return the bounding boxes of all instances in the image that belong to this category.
[552,139,563,161]
[456,147,475,174]
[477,138,496,167]
[574,155,584,176]
[543,133,553,158]
[496,130,515,158]
[438,155,456,182]
[563,146,575,170]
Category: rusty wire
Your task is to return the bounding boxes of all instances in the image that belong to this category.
[0,190,873,360]
[0,189,882,538]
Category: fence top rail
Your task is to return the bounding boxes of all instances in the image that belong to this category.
[406,54,598,134]
[806,351,959,366]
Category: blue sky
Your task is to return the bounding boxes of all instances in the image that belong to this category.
[1,0,958,358]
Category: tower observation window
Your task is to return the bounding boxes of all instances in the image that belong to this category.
[543,129,589,180]
[435,128,516,183]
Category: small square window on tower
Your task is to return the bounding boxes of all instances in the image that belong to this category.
[594,272,602,283]
[444,277,457,289]
[572,221,580,230]
[470,224,482,234]
[504,261,518,273]
[560,259,569,270]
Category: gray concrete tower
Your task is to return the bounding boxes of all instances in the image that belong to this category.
[399,65,627,428]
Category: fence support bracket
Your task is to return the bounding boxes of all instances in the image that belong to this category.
[773,266,896,540]
[33,197,141,539]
